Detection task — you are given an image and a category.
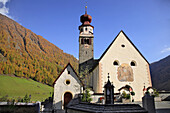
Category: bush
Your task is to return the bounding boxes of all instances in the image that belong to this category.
[122,91,127,99]
[17,97,23,102]
[23,94,31,103]
[126,94,131,99]
[122,91,131,99]
[0,95,8,102]
[82,93,86,102]
[131,91,135,96]
[81,88,92,102]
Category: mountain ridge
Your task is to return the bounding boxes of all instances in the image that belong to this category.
[0,13,78,85]
[150,55,170,91]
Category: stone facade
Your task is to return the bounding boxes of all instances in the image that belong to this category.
[53,63,82,110]
[79,25,94,73]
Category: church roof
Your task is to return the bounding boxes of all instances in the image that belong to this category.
[90,30,150,72]
[52,63,84,87]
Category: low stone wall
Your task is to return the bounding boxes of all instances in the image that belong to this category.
[0,102,40,113]
[158,91,170,101]
[91,93,104,103]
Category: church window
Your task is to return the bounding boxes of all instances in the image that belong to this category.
[80,28,83,32]
[65,79,70,85]
[87,39,89,44]
[130,61,136,66]
[81,38,91,45]
[85,27,88,31]
[121,44,125,48]
[89,39,91,45]
[113,60,119,66]
[68,71,70,74]
[84,39,87,44]
[81,39,84,44]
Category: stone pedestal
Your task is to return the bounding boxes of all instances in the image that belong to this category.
[142,94,156,113]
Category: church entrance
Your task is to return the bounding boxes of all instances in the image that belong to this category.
[64,92,72,109]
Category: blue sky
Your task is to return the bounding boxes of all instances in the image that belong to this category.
[0,0,170,63]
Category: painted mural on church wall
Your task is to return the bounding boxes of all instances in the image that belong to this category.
[117,63,134,82]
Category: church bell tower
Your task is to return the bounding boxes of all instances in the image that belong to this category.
[79,6,94,72]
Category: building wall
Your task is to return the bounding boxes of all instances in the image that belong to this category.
[92,65,99,93]
[53,65,81,110]
[79,37,94,64]
[79,26,94,65]
[98,31,152,101]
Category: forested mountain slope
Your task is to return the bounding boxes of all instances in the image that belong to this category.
[0,14,78,85]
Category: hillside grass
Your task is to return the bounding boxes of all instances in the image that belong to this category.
[0,75,53,102]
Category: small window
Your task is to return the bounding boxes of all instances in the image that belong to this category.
[121,44,125,48]
[85,27,88,31]
[81,38,91,45]
[84,39,87,44]
[80,28,83,32]
[87,39,89,44]
[113,60,119,66]
[66,80,70,85]
[68,71,70,74]
[131,61,136,66]
[81,39,84,44]
[89,39,91,45]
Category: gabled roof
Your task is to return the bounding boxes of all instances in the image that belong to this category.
[90,30,150,72]
[98,30,149,64]
[52,63,84,87]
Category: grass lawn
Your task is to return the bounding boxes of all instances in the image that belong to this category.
[0,75,53,102]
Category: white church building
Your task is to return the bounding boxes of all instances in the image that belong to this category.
[53,8,152,110]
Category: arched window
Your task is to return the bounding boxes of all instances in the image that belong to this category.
[130,61,136,66]
[113,60,119,66]
[87,39,89,44]
[81,38,91,45]
[81,39,84,44]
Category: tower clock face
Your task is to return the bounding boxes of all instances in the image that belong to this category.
[117,63,134,82]
[84,44,89,48]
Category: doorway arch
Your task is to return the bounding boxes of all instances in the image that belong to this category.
[64,92,72,109]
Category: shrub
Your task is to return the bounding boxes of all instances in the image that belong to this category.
[81,88,92,102]
[0,95,8,102]
[131,91,135,96]
[126,94,131,99]
[122,91,127,99]
[23,94,31,103]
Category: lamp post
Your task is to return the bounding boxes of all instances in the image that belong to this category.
[104,74,115,104]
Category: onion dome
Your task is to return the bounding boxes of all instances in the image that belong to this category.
[80,6,92,25]
[79,6,94,29]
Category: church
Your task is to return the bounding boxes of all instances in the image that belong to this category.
[53,8,152,110]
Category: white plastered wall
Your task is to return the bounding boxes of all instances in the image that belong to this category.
[97,31,152,101]
[53,65,82,109]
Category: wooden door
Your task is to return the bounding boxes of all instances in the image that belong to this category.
[64,92,72,109]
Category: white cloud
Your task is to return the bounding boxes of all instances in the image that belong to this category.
[0,0,10,17]
[161,47,170,53]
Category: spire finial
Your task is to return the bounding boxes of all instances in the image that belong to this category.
[108,73,110,79]
[85,5,87,14]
